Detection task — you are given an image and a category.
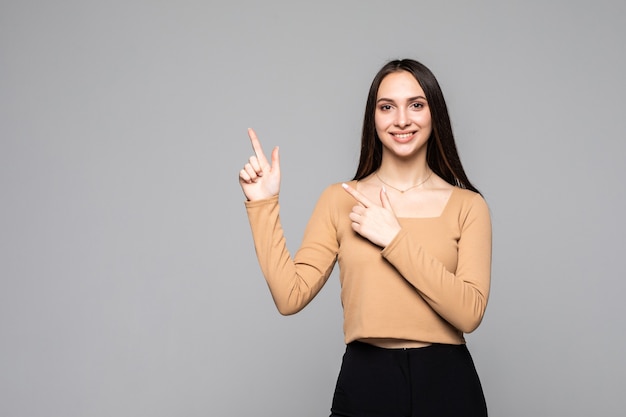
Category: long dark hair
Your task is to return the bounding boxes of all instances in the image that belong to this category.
[353,59,479,194]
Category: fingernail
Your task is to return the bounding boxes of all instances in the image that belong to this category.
[382,185,387,193]
[341,183,348,189]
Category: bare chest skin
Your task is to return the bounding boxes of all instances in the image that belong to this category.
[356,175,454,219]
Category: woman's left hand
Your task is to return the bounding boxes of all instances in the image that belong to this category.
[342,183,401,248]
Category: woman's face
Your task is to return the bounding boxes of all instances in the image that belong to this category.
[374,71,432,160]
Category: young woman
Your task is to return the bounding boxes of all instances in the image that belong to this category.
[239,59,491,417]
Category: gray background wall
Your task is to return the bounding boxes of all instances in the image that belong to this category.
[1,0,625,416]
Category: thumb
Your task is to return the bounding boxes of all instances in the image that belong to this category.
[271,146,280,174]
[380,187,395,213]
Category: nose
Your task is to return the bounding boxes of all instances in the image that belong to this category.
[395,108,409,127]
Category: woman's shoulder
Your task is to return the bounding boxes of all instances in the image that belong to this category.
[447,187,490,221]
[314,181,356,207]
[451,186,483,201]
[320,180,356,196]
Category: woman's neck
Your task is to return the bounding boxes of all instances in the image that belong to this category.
[377,157,431,190]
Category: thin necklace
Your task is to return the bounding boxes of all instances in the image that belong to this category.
[375,170,433,193]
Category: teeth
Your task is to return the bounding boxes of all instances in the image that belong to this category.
[394,133,413,139]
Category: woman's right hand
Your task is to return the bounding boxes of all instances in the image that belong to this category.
[239,128,281,201]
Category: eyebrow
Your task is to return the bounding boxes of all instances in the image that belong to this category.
[376,95,427,103]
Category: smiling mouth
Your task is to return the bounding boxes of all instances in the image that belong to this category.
[392,132,416,139]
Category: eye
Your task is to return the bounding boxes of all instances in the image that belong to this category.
[410,102,425,110]
[379,104,392,111]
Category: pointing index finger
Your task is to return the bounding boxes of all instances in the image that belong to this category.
[342,183,372,208]
[248,128,268,164]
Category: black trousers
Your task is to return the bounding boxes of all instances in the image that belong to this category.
[330,341,487,417]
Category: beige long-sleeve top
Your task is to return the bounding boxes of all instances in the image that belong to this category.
[245,181,492,345]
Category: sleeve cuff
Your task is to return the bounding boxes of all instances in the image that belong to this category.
[381,227,408,260]
[244,195,279,208]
